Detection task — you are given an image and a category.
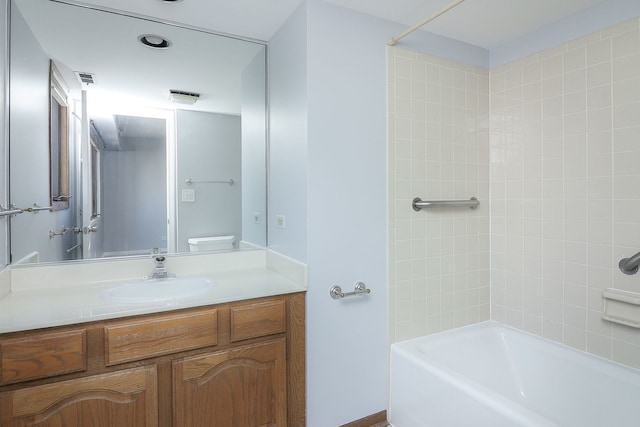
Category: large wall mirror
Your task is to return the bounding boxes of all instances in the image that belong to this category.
[8,0,267,265]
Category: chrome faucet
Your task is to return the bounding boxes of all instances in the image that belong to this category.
[149,249,169,279]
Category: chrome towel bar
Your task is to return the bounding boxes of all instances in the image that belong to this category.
[330,282,371,299]
[0,205,23,218]
[412,197,479,211]
[619,250,640,275]
[22,203,52,213]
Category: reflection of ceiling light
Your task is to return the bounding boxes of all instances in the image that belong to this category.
[138,34,172,49]
[168,90,200,105]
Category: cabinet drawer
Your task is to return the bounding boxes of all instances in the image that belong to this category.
[105,310,217,366]
[0,329,86,385]
[230,299,286,342]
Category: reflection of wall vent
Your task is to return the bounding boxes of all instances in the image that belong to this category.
[74,71,97,85]
[168,89,200,105]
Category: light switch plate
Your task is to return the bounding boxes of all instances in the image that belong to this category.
[182,189,195,202]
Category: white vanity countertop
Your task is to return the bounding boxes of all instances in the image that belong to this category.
[0,250,307,334]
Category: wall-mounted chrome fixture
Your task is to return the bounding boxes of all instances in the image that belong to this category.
[330,282,371,299]
[619,249,640,275]
[138,34,172,49]
[412,197,479,211]
[0,205,23,218]
[185,178,234,185]
[21,203,52,213]
[49,227,71,239]
[0,203,53,218]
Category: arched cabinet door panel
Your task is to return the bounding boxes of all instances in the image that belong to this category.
[0,366,158,427]
[173,339,286,427]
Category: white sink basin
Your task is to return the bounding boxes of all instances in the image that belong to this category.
[101,276,214,303]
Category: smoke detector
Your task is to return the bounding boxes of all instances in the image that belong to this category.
[168,90,200,105]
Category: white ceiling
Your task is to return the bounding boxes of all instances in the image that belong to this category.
[73,0,612,49]
[326,0,611,49]
[15,0,618,144]
[15,0,265,116]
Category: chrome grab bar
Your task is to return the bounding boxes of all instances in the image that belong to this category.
[330,282,371,299]
[412,197,479,211]
[619,250,640,275]
[185,178,234,185]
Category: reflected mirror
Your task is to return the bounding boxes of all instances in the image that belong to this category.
[8,0,267,264]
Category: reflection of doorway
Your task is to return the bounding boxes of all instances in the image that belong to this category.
[88,111,174,257]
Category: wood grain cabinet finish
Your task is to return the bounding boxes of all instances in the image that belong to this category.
[0,329,86,385]
[230,299,286,342]
[104,309,218,365]
[173,339,287,427]
[0,292,305,427]
[0,365,158,427]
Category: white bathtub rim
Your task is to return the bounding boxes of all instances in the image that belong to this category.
[390,331,560,427]
[390,320,640,427]
[392,320,640,374]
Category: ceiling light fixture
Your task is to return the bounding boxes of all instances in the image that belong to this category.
[138,34,172,49]
[168,90,200,105]
[158,0,184,2]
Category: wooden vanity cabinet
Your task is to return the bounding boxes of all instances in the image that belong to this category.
[0,292,305,427]
[174,339,287,427]
[0,366,158,427]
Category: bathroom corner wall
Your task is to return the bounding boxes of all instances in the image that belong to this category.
[490,17,640,368]
[388,47,491,343]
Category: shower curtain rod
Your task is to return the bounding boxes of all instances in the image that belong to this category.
[388,0,466,46]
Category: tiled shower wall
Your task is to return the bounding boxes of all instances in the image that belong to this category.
[388,47,491,343]
[389,18,640,367]
[491,18,640,368]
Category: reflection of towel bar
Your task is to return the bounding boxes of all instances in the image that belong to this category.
[185,178,234,185]
[0,202,53,217]
[22,203,52,213]
[0,205,23,218]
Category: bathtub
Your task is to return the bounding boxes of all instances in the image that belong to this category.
[389,321,640,427]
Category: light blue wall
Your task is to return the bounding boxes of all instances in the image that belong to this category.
[241,49,267,247]
[491,0,640,67]
[305,2,390,424]
[268,2,308,262]
[176,110,242,253]
[269,1,488,425]
[9,3,77,263]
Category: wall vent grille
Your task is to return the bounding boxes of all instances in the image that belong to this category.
[74,71,97,85]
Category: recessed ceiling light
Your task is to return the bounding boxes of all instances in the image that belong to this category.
[158,0,183,2]
[138,34,172,49]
